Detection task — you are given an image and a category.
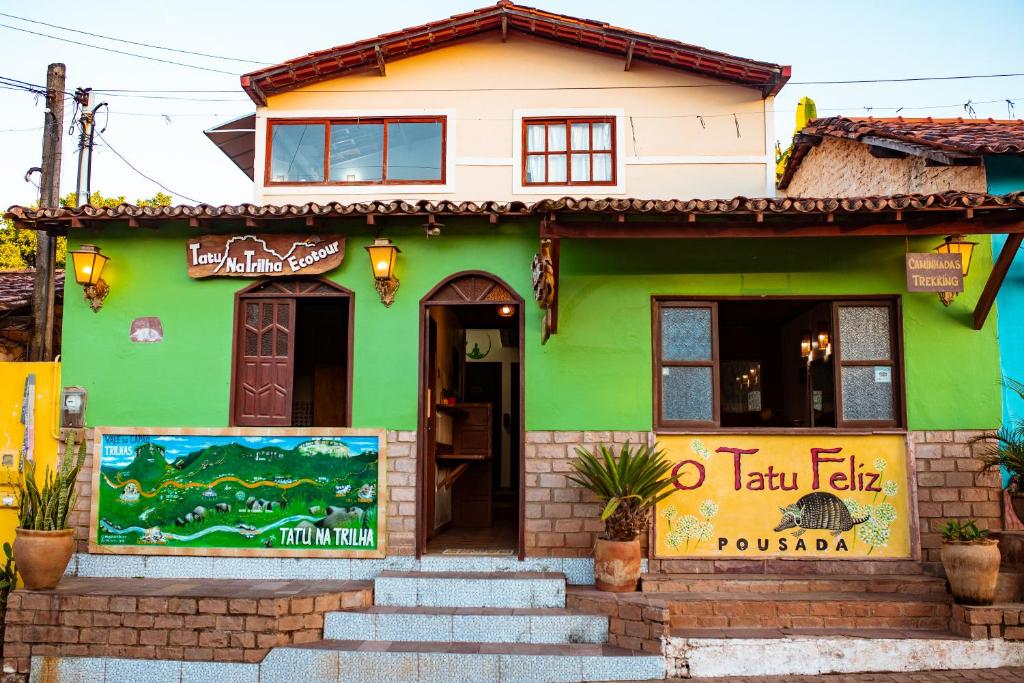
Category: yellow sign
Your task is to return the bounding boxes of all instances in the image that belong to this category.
[654,434,913,559]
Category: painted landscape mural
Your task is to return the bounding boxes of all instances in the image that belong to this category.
[91,429,385,557]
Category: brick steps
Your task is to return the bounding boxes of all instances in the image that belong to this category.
[373,570,566,608]
[669,626,960,640]
[262,639,664,682]
[642,572,948,595]
[324,605,609,643]
[666,590,952,630]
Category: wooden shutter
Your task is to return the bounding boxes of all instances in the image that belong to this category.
[235,298,296,426]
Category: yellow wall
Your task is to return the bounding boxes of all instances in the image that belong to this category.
[0,362,61,552]
[256,33,773,203]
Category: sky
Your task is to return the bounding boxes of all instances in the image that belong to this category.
[1,0,1023,208]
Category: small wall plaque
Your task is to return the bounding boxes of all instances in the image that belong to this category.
[130,317,164,343]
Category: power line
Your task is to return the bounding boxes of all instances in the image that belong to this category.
[0,11,269,65]
[0,23,240,76]
[792,73,1024,85]
[94,130,205,204]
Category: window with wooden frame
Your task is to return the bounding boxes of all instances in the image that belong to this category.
[522,117,615,186]
[266,117,446,185]
[653,297,904,431]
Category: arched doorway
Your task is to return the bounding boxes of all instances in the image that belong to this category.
[417,271,525,559]
[230,277,354,427]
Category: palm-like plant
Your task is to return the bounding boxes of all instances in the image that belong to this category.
[976,378,1024,495]
[567,442,681,542]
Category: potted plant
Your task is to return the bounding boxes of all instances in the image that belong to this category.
[13,434,87,590]
[940,519,1000,605]
[568,442,680,592]
[975,378,1024,525]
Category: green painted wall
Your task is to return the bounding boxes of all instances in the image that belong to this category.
[64,224,1001,433]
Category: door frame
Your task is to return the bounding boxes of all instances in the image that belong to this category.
[229,277,355,427]
[416,270,526,559]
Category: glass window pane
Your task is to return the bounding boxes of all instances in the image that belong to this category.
[547,124,566,152]
[571,154,590,181]
[526,155,546,183]
[270,124,325,182]
[592,122,612,150]
[661,307,712,361]
[329,123,383,182]
[547,154,567,182]
[838,306,892,360]
[593,153,613,182]
[841,365,895,421]
[386,122,443,180]
[662,366,713,422]
[571,123,590,150]
[526,125,546,152]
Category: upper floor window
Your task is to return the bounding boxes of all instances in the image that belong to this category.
[267,117,446,185]
[522,117,615,186]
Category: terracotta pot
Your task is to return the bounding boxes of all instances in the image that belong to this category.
[13,528,74,590]
[594,537,641,592]
[1011,493,1024,526]
[941,539,1000,606]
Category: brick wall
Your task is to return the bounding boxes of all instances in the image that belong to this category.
[950,604,1024,640]
[65,428,418,558]
[1,578,371,676]
[524,431,652,557]
[913,430,1003,566]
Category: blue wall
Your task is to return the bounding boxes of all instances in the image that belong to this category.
[986,156,1024,481]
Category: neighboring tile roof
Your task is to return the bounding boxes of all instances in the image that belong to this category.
[6,192,1023,227]
[778,116,1024,189]
[240,1,790,105]
[0,269,64,312]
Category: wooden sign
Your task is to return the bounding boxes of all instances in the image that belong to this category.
[653,434,914,560]
[186,234,345,278]
[90,427,386,558]
[906,252,963,293]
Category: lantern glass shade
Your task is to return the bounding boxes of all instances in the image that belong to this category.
[817,323,830,349]
[497,304,515,318]
[800,332,812,358]
[934,235,978,277]
[365,238,399,280]
[70,244,108,286]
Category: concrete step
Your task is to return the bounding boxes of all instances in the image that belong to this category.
[666,591,952,630]
[373,571,566,608]
[324,605,609,644]
[261,640,665,682]
[641,572,948,595]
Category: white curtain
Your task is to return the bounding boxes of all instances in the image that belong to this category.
[526,155,545,183]
[571,123,590,150]
[592,122,612,150]
[526,125,545,152]
[547,154,567,182]
[571,154,590,181]
[547,124,566,152]
[593,153,612,182]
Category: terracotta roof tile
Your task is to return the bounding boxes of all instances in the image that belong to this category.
[778,116,1024,188]
[6,192,1022,227]
[240,2,789,104]
[0,269,64,312]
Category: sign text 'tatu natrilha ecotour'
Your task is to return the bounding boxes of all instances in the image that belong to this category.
[186,234,346,278]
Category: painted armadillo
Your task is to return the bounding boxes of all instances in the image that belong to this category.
[773,492,869,537]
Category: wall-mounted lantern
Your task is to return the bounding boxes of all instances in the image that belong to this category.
[365,238,400,307]
[496,304,515,318]
[69,244,109,312]
[800,331,812,358]
[934,234,978,306]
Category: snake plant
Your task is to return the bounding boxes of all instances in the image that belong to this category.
[567,442,681,542]
[17,433,87,531]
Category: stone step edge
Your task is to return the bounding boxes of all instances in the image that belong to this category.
[669,626,963,640]
[376,570,565,580]
[642,572,944,583]
[281,639,656,657]
[330,605,606,616]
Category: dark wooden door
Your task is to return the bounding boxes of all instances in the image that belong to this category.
[235,298,296,426]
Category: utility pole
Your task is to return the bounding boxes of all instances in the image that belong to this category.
[74,87,93,207]
[30,63,66,362]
